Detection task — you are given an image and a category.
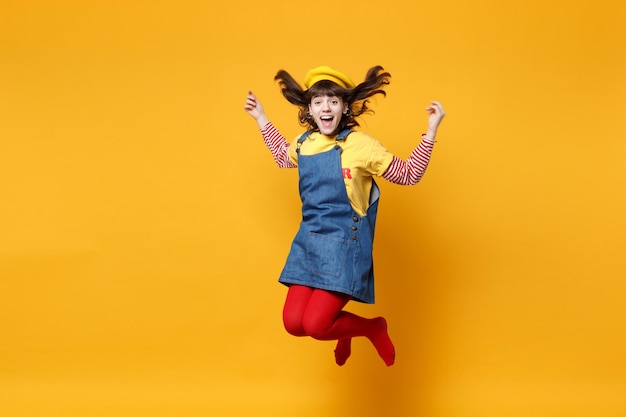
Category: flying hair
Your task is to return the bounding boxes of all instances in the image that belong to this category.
[274,66,391,132]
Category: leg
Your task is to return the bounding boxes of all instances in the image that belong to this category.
[302,289,395,366]
[282,285,314,336]
[334,338,352,367]
[282,285,350,364]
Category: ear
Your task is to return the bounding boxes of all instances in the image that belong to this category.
[343,102,348,113]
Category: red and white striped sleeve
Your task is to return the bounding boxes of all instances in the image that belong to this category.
[260,122,297,169]
[382,137,435,185]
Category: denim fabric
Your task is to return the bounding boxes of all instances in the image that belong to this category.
[278,130,380,304]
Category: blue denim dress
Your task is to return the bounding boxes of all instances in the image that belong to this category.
[278,129,380,304]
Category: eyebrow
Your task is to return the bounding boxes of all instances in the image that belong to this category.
[312,95,339,100]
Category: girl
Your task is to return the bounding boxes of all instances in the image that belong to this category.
[244,65,445,366]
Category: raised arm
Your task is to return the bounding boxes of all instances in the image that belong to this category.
[383,101,445,185]
[244,91,270,129]
[244,91,296,168]
[424,100,446,142]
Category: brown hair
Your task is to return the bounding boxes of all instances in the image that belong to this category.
[274,66,391,133]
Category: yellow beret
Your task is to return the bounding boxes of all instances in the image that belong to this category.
[304,65,355,89]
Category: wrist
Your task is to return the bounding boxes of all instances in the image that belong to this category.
[257,116,270,129]
[422,131,437,142]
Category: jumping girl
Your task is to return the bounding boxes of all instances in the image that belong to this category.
[244,65,445,366]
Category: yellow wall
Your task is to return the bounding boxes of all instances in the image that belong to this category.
[1,1,625,416]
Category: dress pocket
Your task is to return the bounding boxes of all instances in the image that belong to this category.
[305,232,349,278]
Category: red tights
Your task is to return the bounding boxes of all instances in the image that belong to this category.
[282,285,395,366]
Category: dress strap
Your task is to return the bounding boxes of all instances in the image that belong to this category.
[296,131,313,152]
[297,131,313,144]
[334,129,353,149]
[336,129,353,142]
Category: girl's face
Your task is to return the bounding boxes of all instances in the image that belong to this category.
[309,94,348,136]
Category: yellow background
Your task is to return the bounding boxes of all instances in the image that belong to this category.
[1,1,625,416]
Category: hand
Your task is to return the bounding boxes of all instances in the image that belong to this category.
[425,100,445,138]
[244,91,269,128]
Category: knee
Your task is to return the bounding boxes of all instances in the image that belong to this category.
[301,315,331,340]
[283,313,306,337]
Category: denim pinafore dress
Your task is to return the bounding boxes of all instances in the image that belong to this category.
[278,129,380,304]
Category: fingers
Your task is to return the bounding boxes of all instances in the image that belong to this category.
[425,100,445,116]
[425,100,442,111]
[244,91,257,111]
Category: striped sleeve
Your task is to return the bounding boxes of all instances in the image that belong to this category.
[260,122,297,169]
[382,138,435,185]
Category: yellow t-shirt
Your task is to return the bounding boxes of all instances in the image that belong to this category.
[287,131,394,216]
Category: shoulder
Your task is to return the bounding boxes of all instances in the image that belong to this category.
[344,130,388,152]
[346,130,375,141]
[345,131,394,171]
[342,131,379,148]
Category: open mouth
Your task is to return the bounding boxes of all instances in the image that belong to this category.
[320,116,334,128]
